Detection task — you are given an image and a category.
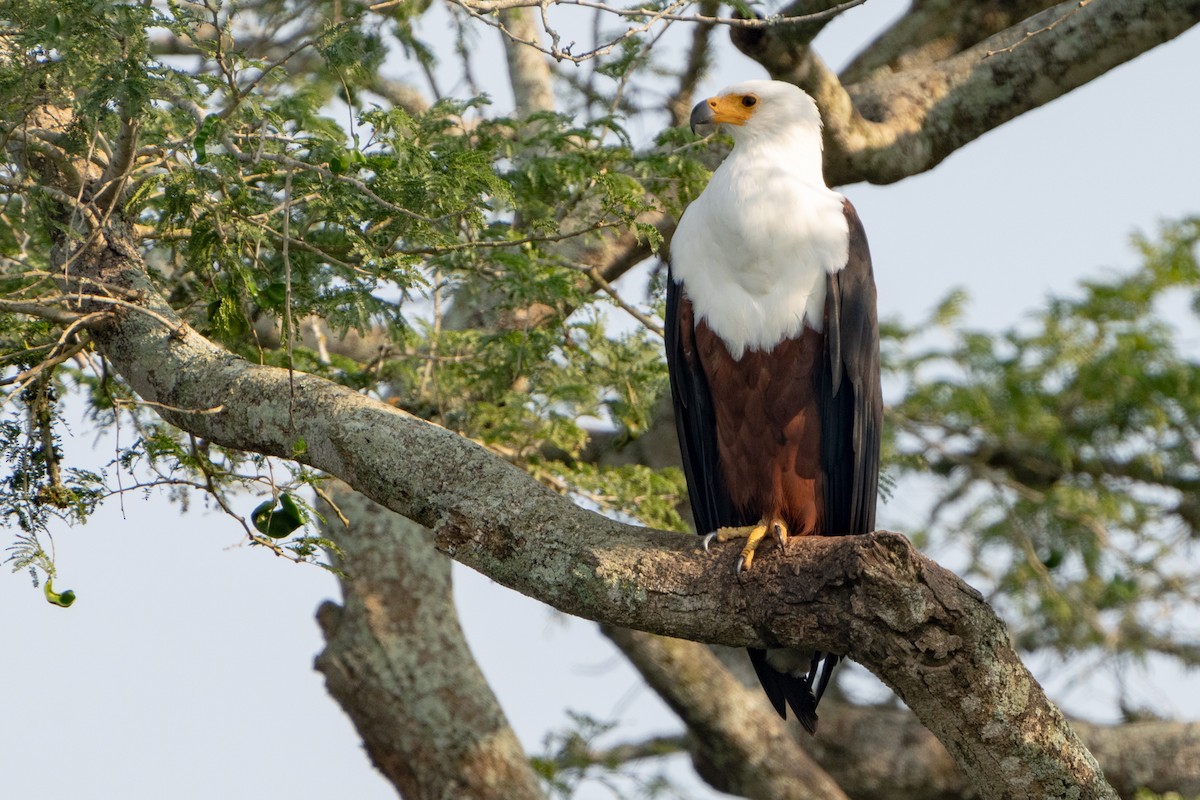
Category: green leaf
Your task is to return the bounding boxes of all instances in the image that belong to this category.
[194,114,220,164]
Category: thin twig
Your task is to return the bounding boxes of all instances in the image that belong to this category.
[585,266,663,337]
[984,0,1093,58]
[112,397,226,415]
[283,165,297,430]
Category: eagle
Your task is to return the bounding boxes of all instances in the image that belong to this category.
[666,80,882,733]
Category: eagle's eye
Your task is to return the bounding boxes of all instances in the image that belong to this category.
[741,95,758,108]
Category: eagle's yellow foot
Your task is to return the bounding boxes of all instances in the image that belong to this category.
[703,518,789,573]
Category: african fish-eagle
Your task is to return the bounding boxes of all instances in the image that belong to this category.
[665,79,882,734]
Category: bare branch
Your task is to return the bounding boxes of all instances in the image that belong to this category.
[840,0,1061,83]
[450,0,865,26]
[665,0,720,128]
[582,265,663,337]
[95,118,139,213]
[499,6,556,114]
[315,486,543,800]
[806,700,1200,800]
[0,298,86,326]
[440,0,867,64]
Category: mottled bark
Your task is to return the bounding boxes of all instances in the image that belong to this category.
[839,0,1061,83]
[64,227,1113,798]
[612,622,1200,799]
[728,0,1200,186]
[315,487,543,800]
[1078,719,1200,798]
[806,701,968,800]
[807,703,1200,800]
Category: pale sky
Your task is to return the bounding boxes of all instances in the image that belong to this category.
[3,3,1199,798]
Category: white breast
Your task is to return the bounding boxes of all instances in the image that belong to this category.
[672,146,849,360]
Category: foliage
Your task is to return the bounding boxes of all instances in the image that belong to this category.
[0,0,697,590]
[886,217,1200,666]
[532,711,684,799]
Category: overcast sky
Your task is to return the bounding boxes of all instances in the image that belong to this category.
[3,3,1199,798]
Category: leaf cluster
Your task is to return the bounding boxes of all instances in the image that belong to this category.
[1,1,701,574]
[886,218,1200,664]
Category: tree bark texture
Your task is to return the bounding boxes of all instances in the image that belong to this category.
[729,0,1200,186]
[70,231,1115,799]
[314,486,543,800]
[608,630,1200,800]
[810,703,1200,800]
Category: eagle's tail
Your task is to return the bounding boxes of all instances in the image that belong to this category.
[748,648,840,735]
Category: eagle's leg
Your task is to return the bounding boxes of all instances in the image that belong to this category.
[703,518,790,573]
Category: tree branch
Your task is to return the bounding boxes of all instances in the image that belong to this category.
[837,0,1200,185]
[839,0,1060,84]
[70,227,1115,799]
[499,6,556,115]
[314,485,543,800]
[732,0,1200,186]
[809,701,1200,800]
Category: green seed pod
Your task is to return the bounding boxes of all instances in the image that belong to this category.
[252,492,306,539]
[44,578,76,608]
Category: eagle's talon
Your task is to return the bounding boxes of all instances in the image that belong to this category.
[702,532,717,553]
[737,546,756,573]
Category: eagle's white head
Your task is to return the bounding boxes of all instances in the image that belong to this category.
[690,80,824,150]
[673,78,845,355]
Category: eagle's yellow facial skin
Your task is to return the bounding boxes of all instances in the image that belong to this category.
[705,93,759,126]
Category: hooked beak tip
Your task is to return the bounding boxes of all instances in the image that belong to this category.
[689,99,716,136]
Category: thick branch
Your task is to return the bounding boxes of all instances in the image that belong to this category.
[734,0,1200,185]
[840,0,1060,84]
[837,0,1200,184]
[74,229,1115,799]
[499,7,556,114]
[315,487,542,800]
[665,0,719,129]
[1077,719,1200,798]
[809,702,1200,800]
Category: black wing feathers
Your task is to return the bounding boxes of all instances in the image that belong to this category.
[795,199,882,731]
[665,270,751,536]
[821,199,882,539]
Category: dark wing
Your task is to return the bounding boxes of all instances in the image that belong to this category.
[668,268,806,723]
[822,198,882,538]
[664,267,750,536]
[666,202,882,735]
[795,198,882,723]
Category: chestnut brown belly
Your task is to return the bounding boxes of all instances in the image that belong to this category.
[694,322,825,536]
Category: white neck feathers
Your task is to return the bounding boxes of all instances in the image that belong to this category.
[672,129,848,359]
